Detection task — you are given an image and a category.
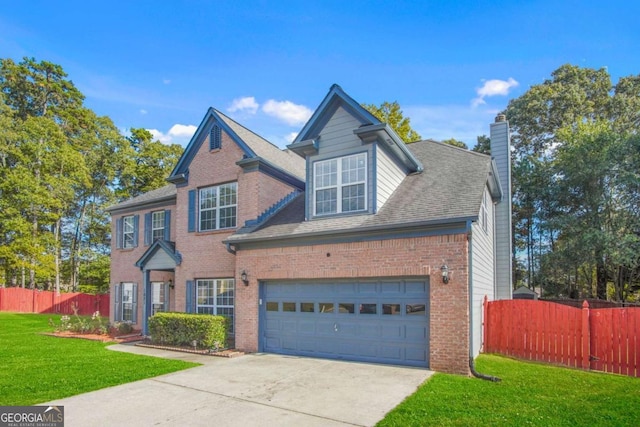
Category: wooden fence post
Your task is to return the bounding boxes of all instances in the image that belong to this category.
[581,300,590,370]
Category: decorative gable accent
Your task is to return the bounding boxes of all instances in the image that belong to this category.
[210,123,221,150]
[135,239,182,270]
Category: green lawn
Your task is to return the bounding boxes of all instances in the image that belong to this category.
[0,312,199,405]
[379,354,640,427]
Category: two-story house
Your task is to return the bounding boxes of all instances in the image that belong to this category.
[108,85,512,375]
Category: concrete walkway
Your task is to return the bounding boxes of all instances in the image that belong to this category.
[43,344,433,427]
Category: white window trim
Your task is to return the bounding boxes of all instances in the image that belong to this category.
[196,278,235,333]
[151,210,165,241]
[121,282,135,322]
[313,152,367,216]
[122,216,135,249]
[199,182,237,232]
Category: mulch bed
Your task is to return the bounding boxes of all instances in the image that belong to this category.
[44,331,144,343]
[135,341,244,358]
[44,331,244,358]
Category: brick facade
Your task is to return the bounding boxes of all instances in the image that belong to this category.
[234,234,471,375]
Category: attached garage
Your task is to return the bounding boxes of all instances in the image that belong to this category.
[259,279,430,367]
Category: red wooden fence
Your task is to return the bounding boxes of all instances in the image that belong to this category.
[0,287,109,317]
[484,297,640,377]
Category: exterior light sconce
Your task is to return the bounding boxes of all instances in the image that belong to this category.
[241,270,249,286]
[441,264,450,284]
[168,279,174,289]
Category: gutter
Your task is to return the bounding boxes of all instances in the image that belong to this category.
[467,219,501,382]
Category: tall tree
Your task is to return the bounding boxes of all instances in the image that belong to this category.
[472,135,491,154]
[504,64,640,299]
[441,138,468,149]
[117,128,183,199]
[362,101,421,143]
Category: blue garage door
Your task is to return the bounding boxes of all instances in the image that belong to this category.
[260,279,429,367]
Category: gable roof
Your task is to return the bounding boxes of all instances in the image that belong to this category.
[169,108,305,184]
[288,84,423,172]
[225,140,500,245]
[135,239,182,270]
[106,184,176,213]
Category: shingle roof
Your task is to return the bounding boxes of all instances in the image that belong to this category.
[226,140,494,243]
[214,110,306,180]
[106,184,176,212]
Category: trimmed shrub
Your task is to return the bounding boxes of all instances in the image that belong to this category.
[148,312,227,349]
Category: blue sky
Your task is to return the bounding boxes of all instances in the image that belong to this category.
[2,1,639,148]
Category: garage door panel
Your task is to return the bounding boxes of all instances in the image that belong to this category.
[261,279,429,368]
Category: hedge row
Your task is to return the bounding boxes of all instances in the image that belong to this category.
[148,312,227,349]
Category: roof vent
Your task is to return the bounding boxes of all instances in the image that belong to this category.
[495,114,507,123]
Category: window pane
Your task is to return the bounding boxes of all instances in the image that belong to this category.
[123,216,135,248]
[200,209,216,231]
[216,280,235,306]
[283,302,296,312]
[360,303,377,314]
[219,206,237,228]
[266,302,279,311]
[319,302,334,313]
[339,303,354,314]
[342,183,365,212]
[383,304,401,315]
[219,183,237,206]
[200,187,217,209]
[300,302,314,313]
[406,304,426,315]
[316,188,337,215]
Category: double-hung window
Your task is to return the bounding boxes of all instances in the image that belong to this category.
[121,283,135,322]
[122,216,136,248]
[151,211,165,241]
[196,279,235,333]
[199,183,237,231]
[314,153,367,216]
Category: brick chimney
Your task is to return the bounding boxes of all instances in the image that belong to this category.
[490,114,513,299]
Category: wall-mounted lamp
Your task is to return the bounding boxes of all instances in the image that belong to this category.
[240,270,249,286]
[441,264,449,284]
[168,279,174,289]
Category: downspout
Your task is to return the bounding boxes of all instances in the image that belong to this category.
[225,242,236,255]
[467,220,501,382]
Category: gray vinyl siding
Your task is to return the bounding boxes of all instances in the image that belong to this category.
[490,120,513,300]
[307,106,374,217]
[376,144,407,211]
[470,187,495,358]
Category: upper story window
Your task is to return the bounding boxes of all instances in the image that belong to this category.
[122,215,136,248]
[152,211,165,241]
[199,182,237,231]
[314,153,367,216]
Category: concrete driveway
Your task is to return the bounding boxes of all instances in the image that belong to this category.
[43,344,433,427]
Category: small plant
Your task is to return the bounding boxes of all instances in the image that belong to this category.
[49,308,108,335]
[113,321,134,335]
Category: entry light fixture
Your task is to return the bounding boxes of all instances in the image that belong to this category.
[441,264,449,284]
[168,279,174,289]
[241,270,249,286]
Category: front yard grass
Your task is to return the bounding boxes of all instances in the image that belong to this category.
[378,354,640,426]
[0,312,199,405]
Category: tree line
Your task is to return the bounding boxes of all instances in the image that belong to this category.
[0,57,182,293]
[2,57,638,301]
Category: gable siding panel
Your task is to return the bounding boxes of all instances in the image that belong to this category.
[470,187,496,357]
[144,250,177,270]
[376,144,407,211]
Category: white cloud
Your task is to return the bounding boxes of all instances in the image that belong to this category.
[163,79,171,84]
[285,132,298,143]
[472,77,519,107]
[140,109,147,115]
[147,124,197,147]
[262,99,312,126]
[228,96,259,114]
